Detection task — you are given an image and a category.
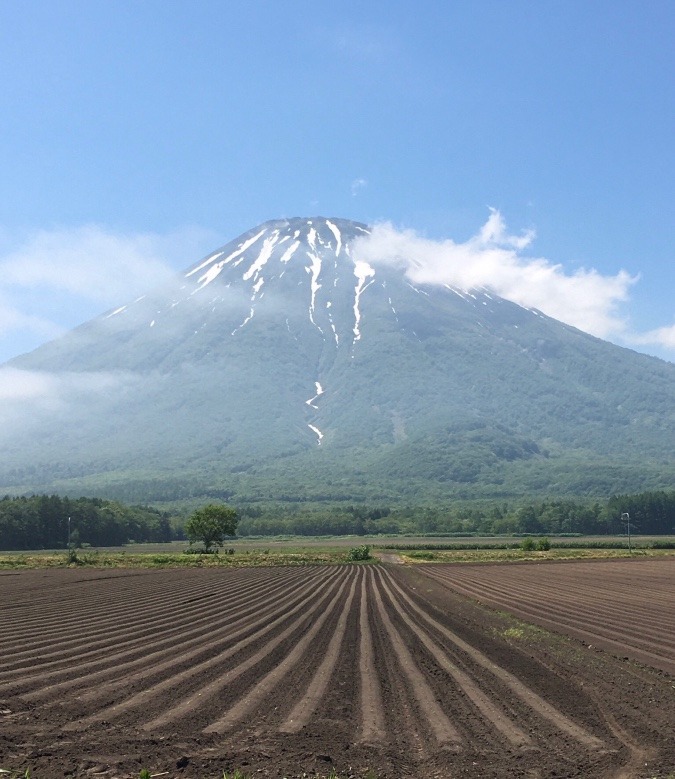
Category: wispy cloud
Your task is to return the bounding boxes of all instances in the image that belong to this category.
[0,294,63,340]
[352,210,637,341]
[0,224,217,362]
[0,366,134,403]
[0,366,141,440]
[0,225,213,303]
[351,178,368,197]
[631,324,675,350]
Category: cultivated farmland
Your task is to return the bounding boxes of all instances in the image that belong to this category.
[421,557,675,675]
[0,561,673,778]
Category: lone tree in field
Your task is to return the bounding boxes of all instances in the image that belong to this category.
[185,504,239,552]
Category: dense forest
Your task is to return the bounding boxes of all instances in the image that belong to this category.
[236,493,675,537]
[1,491,674,550]
[0,495,172,550]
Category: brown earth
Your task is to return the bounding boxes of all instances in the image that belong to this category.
[0,561,673,778]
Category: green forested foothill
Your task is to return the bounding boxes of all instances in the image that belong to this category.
[1,490,674,551]
[0,495,172,550]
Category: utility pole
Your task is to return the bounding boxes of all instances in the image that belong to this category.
[621,512,631,553]
[67,516,71,549]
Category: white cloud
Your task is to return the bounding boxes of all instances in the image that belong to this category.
[0,224,218,363]
[352,210,637,340]
[631,324,675,350]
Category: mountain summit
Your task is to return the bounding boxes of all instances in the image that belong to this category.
[4,216,675,503]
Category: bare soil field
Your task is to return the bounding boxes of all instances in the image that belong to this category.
[419,556,675,675]
[0,562,673,778]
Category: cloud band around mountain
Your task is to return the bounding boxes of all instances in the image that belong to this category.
[352,210,638,342]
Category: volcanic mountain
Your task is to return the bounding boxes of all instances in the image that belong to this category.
[3,216,675,504]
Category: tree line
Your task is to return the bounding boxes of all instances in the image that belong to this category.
[237,492,675,537]
[1,489,674,550]
[0,495,172,550]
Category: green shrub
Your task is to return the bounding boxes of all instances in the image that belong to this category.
[537,537,551,551]
[346,545,371,561]
[520,538,536,551]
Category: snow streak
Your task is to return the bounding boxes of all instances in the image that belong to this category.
[231,308,255,336]
[353,261,375,342]
[189,229,266,288]
[307,253,323,333]
[325,220,342,256]
[243,233,278,282]
[280,241,300,264]
[308,424,324,445]
[305,382,325,409]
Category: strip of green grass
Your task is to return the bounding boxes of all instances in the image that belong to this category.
[0,548,360,570]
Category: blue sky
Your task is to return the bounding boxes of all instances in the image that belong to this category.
[1,0,674,362]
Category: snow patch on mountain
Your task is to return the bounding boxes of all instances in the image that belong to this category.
[308,423,324,445]
[353,260,375,342]
[325,220,342,256]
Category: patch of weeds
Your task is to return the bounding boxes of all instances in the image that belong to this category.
[493,612,550,644]
[500,627,525,640]
[406,551,437,561]
[65,548,83,566]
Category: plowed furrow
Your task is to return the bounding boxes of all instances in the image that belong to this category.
[370,571,462,749]
[373,568,532,748]
[1,568,291,655]
[382,568,605,750]
[13,567,328,701]
[429,571,675,634]
[149,576,354,733]
[0,568,318,688]
[425,570,674,654]
[63,567,344,730]
[356,568,385,743]
[278,568,360,733]
[2,571,219,630]
[432,570,674,623]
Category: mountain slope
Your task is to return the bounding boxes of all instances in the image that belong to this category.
[3,216,675,504]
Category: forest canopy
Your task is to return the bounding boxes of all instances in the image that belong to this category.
[0,495,171,550]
